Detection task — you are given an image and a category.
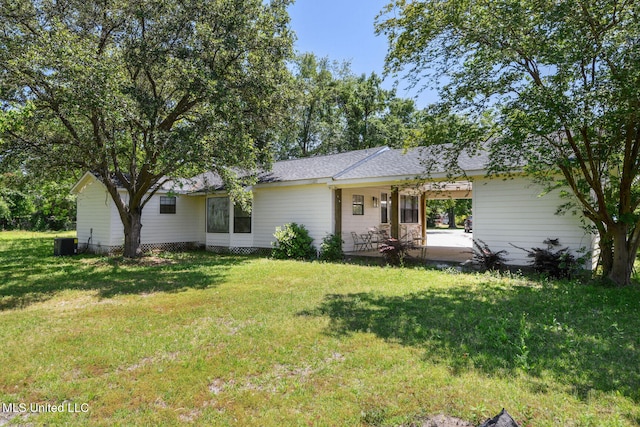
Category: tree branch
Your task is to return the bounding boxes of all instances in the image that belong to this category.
[157,94,199,132]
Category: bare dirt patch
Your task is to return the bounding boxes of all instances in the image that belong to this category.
[408,415,474,427]
[81,255,177,268]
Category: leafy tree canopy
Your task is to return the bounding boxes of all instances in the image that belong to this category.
[378,0,640,285]
[276,53,421,159]
[0,170,76,230]
[275,53,346,158]
[0,0,294,256]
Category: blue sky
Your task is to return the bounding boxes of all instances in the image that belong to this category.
[287,0,438,107]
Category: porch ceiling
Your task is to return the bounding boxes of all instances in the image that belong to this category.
[420,181,472,200]
[333,180,473,199]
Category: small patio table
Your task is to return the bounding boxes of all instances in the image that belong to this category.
[369,229,386,249]
[360,233,373,250]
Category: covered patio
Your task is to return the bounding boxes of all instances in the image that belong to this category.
[335,179,473,264]
[344,228,473,264]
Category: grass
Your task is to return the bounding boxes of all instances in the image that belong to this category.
[1,231,640,426]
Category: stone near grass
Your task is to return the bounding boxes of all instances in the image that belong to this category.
[478,409,520,427]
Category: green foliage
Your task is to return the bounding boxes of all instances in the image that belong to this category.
[30,181,76,230]
[515,312,531,371]
[378,237,408,266]
[0,171,76,231]
[2,232,640,424]
[272,222,316,260]
[0,196,9,222]
[319,233,343,262]
[275,53,345,158]
[0,0,294,256]
[336,72,394,151]
[0,187,33,229]
[472,239,509,271]
[378,0,640,285]
[426,198,472,227]
[513,238,585,280]
[275,53,420,158]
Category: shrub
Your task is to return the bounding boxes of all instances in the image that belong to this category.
[379,238,408,266]
[272,223,316,260]
[513,238,582,279]
[319,233,343,262]
[472,239,509,271]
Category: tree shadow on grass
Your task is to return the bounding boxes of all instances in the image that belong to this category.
[300,281,640,403]
[0,236,248,310]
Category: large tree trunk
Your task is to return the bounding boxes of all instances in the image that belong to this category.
[103,179,147,259]
[606,225,636,286]
[598,232,614,279]
[448,207,457,229]
[123,210,143,258]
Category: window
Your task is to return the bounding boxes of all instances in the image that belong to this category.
[400,195,419,223]
[160,196,176,214]
[380,192,389,223]
[233,204,252,233]
[352,194,364,215]
[207,197,229,233]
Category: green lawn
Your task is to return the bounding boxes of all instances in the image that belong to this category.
[1,231,639,426]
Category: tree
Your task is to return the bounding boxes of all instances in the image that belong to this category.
[0,0,293,257]
[0,170,77,230]
[378,0,640,285]
[277,58,421,157]
[336,72,395,151]
[426,198,472,229]
[275,53,343,158]
[381,97,420,149]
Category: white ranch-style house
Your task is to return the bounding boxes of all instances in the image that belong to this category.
[71,146,598,267]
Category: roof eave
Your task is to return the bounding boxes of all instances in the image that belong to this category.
[253,177,332,189]
[70,171,101,194]
[331,169,489,188]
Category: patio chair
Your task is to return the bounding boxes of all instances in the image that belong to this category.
[351,232,366,251]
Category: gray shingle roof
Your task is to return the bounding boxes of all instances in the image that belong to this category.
[333,145,488,181]
[186,145,489,193]
[258,146,387,182]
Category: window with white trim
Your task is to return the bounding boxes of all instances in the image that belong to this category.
[352,195,364,215]
[400,195,419,223]
[233,204,252,233]
[380,192,389,223]
[207,197,229,233]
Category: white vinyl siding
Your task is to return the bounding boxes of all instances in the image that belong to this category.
[473,176,596,267]
[109,191,126,246]
[252,184,333,249]
[194,197,206,245]
[75,178,113,251]
[108,192,204,247]
[141,194,204,244]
